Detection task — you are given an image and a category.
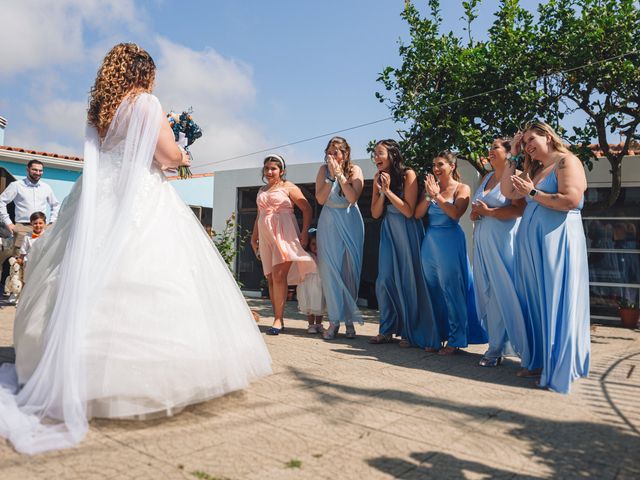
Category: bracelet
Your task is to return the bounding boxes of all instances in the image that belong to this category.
[508,153,523,169]
[324,176,335,184]
[337,173,347,184]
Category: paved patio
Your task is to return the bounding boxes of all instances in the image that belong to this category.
[1,298,639,479]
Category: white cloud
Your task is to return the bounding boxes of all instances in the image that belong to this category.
[1,10,288,173]
[0,0,142,76]
[153,37,269,172]
[26,99,87,144]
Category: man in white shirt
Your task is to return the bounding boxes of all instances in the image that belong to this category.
[0,159,60,254]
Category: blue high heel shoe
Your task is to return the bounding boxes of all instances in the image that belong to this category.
[266,325,285,336]
[478,356,503,367]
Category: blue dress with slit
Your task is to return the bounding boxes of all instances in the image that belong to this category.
[317,177,364,326]
[376,203,440,349]
[471,173,527,360]
[420,199,487,347]
[514,168,590,393]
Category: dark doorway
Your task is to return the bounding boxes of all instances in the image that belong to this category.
[235,181,381,306]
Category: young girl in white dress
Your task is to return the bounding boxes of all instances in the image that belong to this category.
[17,211,46,267]
[0,43,271,454]
[296,229,326,333]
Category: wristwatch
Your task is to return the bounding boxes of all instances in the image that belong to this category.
[528,188,538,198]
[324,177,335,184]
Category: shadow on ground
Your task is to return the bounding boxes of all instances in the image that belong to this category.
[0,346,14,364]
[289,366,640,479]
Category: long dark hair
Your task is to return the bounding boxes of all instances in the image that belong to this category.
[375,139,409,197]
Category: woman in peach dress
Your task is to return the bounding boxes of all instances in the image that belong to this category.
[251,154,315,335]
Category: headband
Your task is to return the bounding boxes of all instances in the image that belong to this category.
[264,154,286,171]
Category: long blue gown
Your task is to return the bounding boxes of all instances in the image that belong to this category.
[472,173,527,360]
[317,177,364,326]
[376,204,440,349]
[421,199,487,348]
[514,168,590,393]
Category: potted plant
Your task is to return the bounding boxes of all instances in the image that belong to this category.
[618,297,639,329]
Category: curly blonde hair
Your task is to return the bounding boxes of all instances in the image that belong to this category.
[87,43,156,137]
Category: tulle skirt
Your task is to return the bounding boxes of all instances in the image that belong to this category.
[296,272,325,316]
[14,168,272,419]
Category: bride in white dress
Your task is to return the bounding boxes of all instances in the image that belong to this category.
[0,43,271,454]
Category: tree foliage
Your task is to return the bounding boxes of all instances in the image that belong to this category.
[211,212,250,285]
[378,0,640,207]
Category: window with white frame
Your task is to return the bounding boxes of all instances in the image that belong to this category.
[583,186,640,321]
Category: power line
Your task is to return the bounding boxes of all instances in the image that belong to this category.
[191,50,639,172]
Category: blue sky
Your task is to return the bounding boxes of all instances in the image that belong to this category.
[0,0,543,205]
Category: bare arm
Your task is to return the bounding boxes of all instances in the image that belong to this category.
[154,115,190,170]
[381,169,418,218]
[315,165,332,205]
[512,155,586,211]
[414,189,431,219]
[501,131,526,199]
[371,172,385,219]
[288,182,313,247]
[335,165,364,205]
[435,183,470,220]
[500,160,527,200]
[251,214,260,257]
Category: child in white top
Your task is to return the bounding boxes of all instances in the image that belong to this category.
[18,211,46,267]
[297,228,326,334]
[6,212,45,304]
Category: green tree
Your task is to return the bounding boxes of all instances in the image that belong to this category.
[378,0,640,207]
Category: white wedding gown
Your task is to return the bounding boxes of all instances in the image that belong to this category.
[0,93,271,454]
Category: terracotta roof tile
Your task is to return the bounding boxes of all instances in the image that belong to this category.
[587,142,638,158]
[0,145,82,162]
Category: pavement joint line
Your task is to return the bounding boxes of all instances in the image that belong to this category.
[93,427,186,473]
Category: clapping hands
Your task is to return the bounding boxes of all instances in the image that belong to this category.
[470,199,491,220]
[511,173,535,196]
[326,154,340,178]
[377,172,391,193]
[424,174,440,198]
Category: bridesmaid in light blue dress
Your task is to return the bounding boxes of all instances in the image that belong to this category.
[501,121,590,393]
[369,140,440,350]
[416,151,487,355]
[315,137,365,340]
[470,138,527,367]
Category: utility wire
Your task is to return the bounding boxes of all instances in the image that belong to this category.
[192,50,639,172]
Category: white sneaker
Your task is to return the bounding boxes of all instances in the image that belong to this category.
[307,324,325,334]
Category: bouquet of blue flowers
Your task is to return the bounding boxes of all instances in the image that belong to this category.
[167,108,203,179]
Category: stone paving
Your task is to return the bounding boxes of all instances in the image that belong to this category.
[0,298,639,479]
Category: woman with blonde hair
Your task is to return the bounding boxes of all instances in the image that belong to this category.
[314,136,365,339]
[0,43,272,453]
[501,121,590,393]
